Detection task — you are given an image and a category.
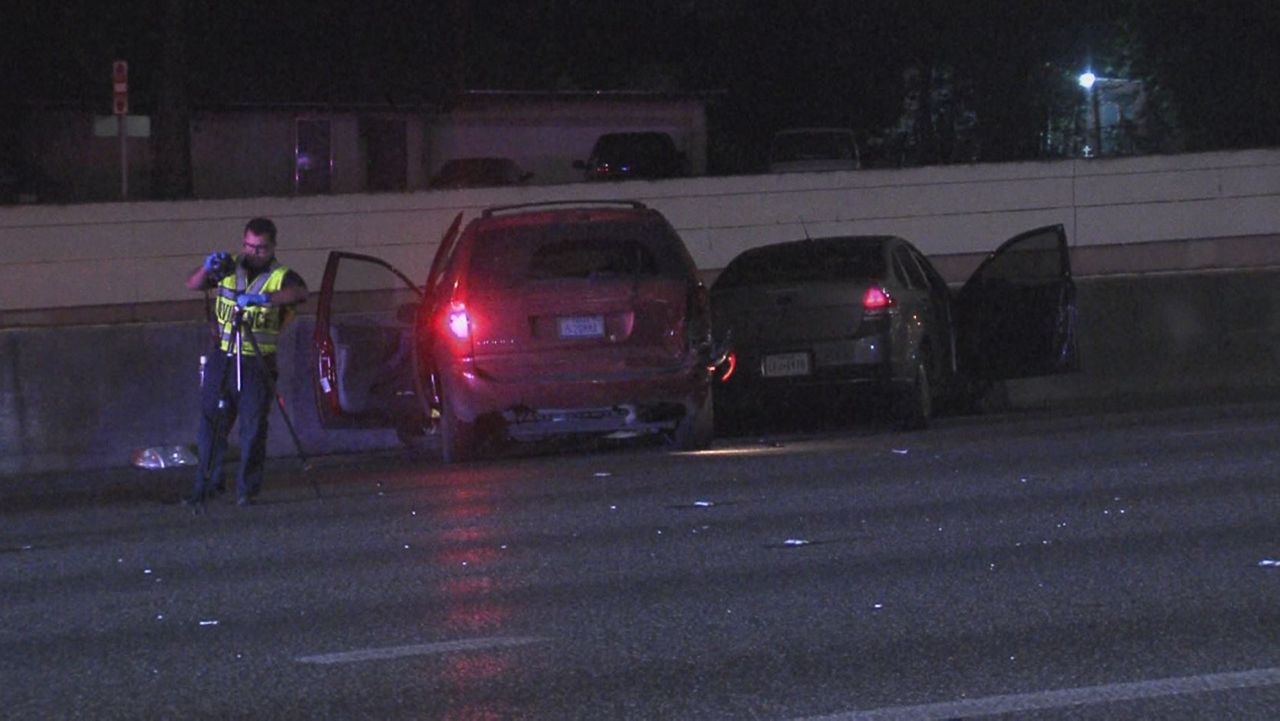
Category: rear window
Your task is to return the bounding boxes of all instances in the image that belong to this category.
[715,239,886,289]
[467,219,691,289]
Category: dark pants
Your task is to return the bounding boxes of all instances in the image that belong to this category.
[193,349,277,501]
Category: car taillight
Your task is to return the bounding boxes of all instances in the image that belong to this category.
[445,301,471,341]
[717,351,737,383]
[862,286,894,313]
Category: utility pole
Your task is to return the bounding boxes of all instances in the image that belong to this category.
[113,60,129,199]
[1091,82,1104,156]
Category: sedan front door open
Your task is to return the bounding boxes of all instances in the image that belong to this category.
[312,251,424,430]
[953,224,1079,381]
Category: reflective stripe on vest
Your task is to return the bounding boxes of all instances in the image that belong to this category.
[213,257,292,355]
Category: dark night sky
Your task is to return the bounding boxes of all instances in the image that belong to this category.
[4,1,1280,160]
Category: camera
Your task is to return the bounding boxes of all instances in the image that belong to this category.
[207,253,237,282]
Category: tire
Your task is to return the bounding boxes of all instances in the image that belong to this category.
[896,358,932,431]
[438,374,478,463]
[673,389,715,451]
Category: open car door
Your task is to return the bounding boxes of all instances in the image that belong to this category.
[312,252,424,430]
[953,224,1078,381]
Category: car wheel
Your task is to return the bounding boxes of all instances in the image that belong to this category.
[897,358,932,431]
[673,389,715,451]
[438,374,477,463]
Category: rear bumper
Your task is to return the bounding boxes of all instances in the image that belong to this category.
[442,357,711,436]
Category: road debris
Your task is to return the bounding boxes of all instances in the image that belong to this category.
[131,445,198,469]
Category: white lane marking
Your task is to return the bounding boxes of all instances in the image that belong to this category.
[791,667,1280,720]
[296,636,550,665]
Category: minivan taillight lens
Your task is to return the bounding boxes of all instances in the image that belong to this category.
[445,302,471,340]
[862,286,894,313]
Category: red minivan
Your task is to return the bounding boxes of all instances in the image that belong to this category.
[312,200,719,462]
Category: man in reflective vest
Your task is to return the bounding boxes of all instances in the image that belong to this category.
[184,217,308,509]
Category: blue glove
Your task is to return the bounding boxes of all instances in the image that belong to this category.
[236,293,269,307]
[203,252,232,274]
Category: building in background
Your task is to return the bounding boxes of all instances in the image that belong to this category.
[10,92,708,204]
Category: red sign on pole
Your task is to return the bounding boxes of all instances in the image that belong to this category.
[112,60,128,116]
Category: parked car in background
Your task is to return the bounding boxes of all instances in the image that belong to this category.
[575,132,686,181]
[428,157,533,189]
[710,225,1077,431]
[768,128,861,173]
[313,200,720,462]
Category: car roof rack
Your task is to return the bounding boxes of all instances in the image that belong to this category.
[481,199,647,218]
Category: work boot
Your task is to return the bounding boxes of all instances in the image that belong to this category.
[181,495,208,515]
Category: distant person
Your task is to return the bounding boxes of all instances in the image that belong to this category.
[183,217,308,511]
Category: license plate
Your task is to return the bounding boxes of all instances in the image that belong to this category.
[762,352,811,377]
[558,315,605,338]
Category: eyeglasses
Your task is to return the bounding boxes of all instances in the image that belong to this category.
[243,241,273,254]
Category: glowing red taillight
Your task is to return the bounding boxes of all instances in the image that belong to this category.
[717,351,737,383]
[445,302,470,340]
[862,286,894,312]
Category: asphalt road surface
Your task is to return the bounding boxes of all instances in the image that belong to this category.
[4,399,1280,720]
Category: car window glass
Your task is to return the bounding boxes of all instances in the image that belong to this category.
[977,228,1064,282]
[428,228,465,294]
[714,240,886,288]
[468,220,684,289]
[892,246,928,289]
[908,247,952,300]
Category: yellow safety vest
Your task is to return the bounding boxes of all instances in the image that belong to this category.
[213,257,294,355]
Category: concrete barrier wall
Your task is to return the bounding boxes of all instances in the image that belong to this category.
[3,268,1280,476]
[3,148,1280,476]
[0,319,400,476]
[4,148,1280,325]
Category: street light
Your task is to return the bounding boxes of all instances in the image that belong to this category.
[1078,70,1103,156]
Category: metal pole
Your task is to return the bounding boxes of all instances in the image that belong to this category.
[119,115,129,199]
[1091,85,1104,157]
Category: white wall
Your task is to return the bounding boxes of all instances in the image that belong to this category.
[3,148,1279,315]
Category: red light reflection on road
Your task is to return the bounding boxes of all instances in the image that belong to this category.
[438,524,501,559]
[428,481,534,719]
[441,576,511,634]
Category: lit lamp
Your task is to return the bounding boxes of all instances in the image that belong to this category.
[1078,71,1103,156]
